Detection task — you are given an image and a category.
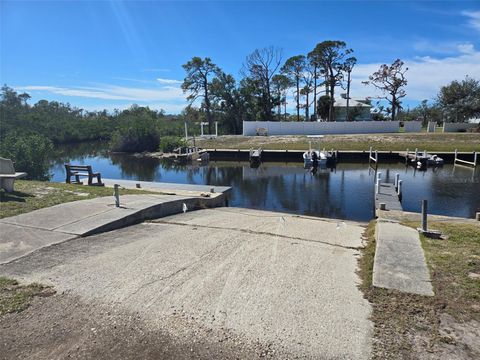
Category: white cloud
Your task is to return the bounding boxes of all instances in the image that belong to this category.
[462,10,480,32]
[349,48,480,102]
[156,78,182,85]
[18,84,186,102]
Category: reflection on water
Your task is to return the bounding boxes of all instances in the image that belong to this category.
[50,144,480,221]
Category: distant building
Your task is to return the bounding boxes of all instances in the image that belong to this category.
[334,94,372,121]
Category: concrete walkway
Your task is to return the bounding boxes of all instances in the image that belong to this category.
[103,178,232,197]
[0,208,372,359]
[373,220,434,296]
[0,193,227,264]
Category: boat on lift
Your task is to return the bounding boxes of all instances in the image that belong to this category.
[303,150,328,168]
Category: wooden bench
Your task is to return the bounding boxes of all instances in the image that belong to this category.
[0,157,27,192]
[65,164,104,186]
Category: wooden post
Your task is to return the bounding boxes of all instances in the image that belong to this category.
[395,173,400,189]
[397,180,403,196]
[114,184,120,207]
[421,200,428,232]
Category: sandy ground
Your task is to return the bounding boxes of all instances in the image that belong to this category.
[0,208,372,359]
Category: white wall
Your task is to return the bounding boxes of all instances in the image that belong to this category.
[243,121,400,136]
[443,122,478,132]
[404,121,422,133]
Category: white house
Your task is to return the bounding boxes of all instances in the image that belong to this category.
[333,95,372,121]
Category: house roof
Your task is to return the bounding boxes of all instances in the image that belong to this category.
[334,97,372,108]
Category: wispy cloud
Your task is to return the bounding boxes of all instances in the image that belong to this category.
[413,40,475,55]
[157,78,182,85]
[462,10,480,32]
[18,84,186,102]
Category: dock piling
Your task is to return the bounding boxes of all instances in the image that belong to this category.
[394,173,400,189]
[397,180,403,196]
[114,184,120,207]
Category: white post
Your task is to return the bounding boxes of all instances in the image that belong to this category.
[376,178,381,194]
[423,150,427,157]
[415,148,418,160]
[200,123,204,136]
[375,150,378,162]
[395,173,400,189]
[369,147,372,158]
[184,121,188,140]
[397,180,403,196]
[474,152,477,166]
[377,172,382,182]
[455,149,458,162]
[215,121,218,137]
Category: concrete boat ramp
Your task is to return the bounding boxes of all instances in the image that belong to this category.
[0,202,373,358]
[0,180,230,264]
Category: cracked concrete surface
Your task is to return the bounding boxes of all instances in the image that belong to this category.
[1,208,372,359]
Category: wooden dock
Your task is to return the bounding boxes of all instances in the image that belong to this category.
[375,183,403,211]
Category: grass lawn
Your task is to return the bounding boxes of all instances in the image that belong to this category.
[359,221,480,359]
[194,133,480,152]
[0,180,154,219]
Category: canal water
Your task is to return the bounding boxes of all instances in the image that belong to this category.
[50,145,480,222]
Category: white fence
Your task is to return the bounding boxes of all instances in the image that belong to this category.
[243,121,400,136]
[404,121,422,133]
[443,122,478,132]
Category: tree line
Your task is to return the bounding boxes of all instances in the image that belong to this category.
[181,41,410,134]
[182,42,480,132]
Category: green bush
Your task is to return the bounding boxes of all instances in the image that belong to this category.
[159,136,187,153]
[0,133,53,180]
[109,116,160,153]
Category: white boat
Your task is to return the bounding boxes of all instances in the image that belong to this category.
[303,150,328,168]
[427,154,444,166]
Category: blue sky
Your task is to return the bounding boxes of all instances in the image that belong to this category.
[1,0,479,114]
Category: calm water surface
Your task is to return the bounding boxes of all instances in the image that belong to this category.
[50,144,480,222]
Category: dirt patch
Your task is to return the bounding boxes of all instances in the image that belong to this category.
[0,293,284,360]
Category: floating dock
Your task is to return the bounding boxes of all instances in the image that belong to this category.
[375,182,403,212]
